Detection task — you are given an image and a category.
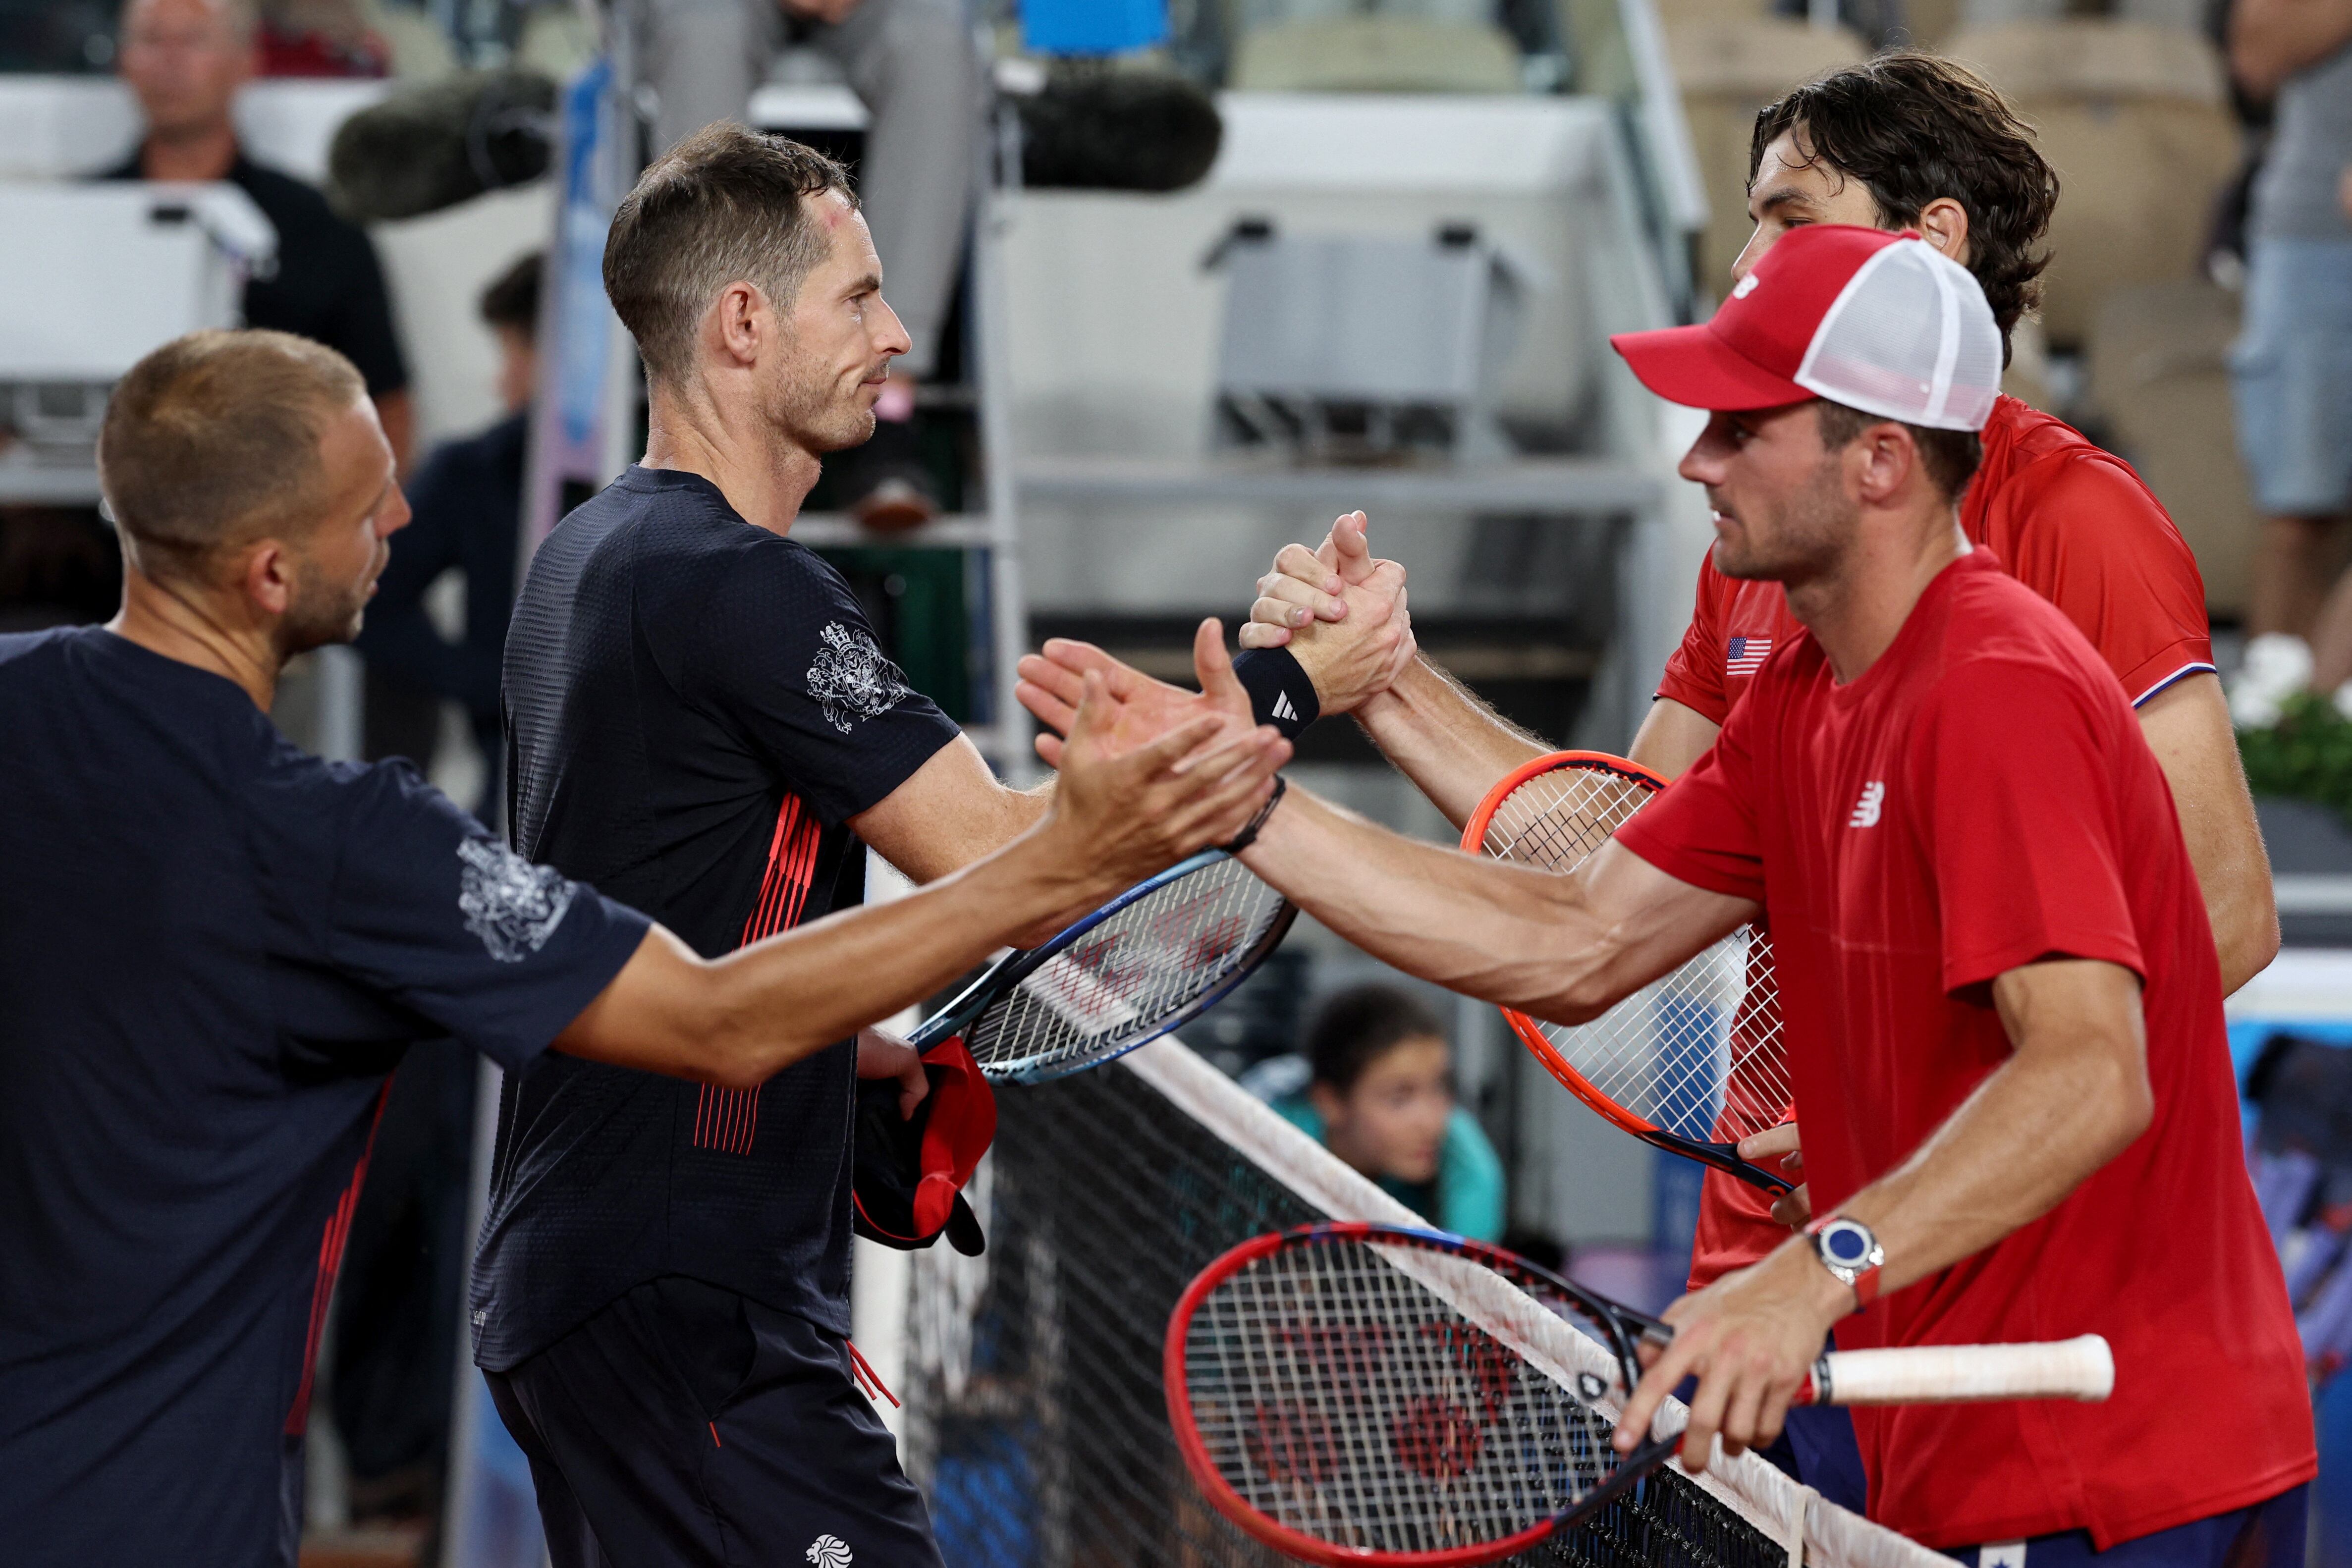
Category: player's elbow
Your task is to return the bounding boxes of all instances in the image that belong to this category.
[2086,1045,2156,1162]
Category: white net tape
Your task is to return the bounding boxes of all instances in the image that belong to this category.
[1125,1036,1947,1568]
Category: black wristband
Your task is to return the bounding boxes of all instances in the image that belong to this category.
[1231,647,1319,740]
[1221,775,1287,857]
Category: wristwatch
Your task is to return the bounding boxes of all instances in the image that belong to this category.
[1807,1215,1884,1310]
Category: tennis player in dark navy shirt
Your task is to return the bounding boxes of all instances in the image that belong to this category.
[477,124,1153,1568]
[0,328,1283,1568]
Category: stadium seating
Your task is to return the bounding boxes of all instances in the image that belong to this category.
[1944,19,2240,348]
[2085,279,2263,619]
[1664,17,1868,296]
[1229,16,1527,93]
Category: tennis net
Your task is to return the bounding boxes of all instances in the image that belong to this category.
[896,1036,1945,1568]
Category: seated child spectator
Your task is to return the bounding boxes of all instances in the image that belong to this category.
[1270,983,1505,1241]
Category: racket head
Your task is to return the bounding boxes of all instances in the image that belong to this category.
[1165,1222,1676,1568]
[919,850,1297,1084]
[1461,754,1791,1182]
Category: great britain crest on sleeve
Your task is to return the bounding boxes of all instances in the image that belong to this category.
[807,622,913,734]
[457,837,578,963]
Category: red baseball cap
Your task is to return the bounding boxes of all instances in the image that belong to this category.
[1609,224,2002,433]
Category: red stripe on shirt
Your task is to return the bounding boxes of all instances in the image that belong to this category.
[691,796,821,1155]
[284,1079,394,1435]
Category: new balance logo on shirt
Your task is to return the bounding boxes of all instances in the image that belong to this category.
[1270,690,1300,723]
[1726,636,1771,677]
[1850,781,1886,828]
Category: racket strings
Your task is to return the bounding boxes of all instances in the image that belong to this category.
[1186,1239,1627,1555]
[964,858,1288,1079]
[1476,762,1793,1147]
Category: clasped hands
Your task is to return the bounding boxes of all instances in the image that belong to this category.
[1016,511,1418,768]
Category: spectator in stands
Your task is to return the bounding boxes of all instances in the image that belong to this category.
[355,252,539,808]
[641,0,980,525]
[106,0,412,465]
[2226,0,2352,724]
[1270,983,1505,1241]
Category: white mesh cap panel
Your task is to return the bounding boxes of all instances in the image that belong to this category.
[1793,239,2002,432]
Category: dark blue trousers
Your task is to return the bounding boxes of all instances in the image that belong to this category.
[486,1276,941,1568]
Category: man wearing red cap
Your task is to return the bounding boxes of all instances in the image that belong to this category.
[1200,53,2276,1507]
[1018,223,2312,1565]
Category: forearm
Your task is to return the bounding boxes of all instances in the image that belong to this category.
[1353,658,1551,828]
[1240,789,1744,1019]
[2138,675,2279,993]
[563,822,1104,1085]
[1827,964,2153,1299]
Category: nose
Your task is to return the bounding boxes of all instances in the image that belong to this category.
[870,292,913,361]
[1729,223,1771,285]
[1678,425,1727,487]
[379,486,414,540]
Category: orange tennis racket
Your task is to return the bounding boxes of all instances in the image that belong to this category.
[1460,752,1793,1193]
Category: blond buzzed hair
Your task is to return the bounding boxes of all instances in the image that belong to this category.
[602,124,856,384]
[120,0,260,41]
[99,329,366,584]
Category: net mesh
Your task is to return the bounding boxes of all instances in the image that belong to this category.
[1473,761,1788,1150]
[965,855,1295,1081]
[899,1050,1808,1568]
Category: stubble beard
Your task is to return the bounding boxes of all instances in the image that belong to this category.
[1710,455,1855,588]
[770,356,881,456]
[278,545,382,657]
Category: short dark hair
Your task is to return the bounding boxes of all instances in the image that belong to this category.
[480,250,542,336]
[1307,984,1448,1096]
[99,328,366,584]
[1750,53,2058,360]
[602,124,855,384]
[1815,399,1982,505]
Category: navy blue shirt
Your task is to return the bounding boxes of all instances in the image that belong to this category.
[0,628,647,1568]
[475,467,958,1367]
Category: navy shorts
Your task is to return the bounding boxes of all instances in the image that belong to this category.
[1945,1485,2306,1568]
[486,1276,942,1568]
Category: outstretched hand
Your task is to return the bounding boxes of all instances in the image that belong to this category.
[1017,617,1254,769]
[1234,511,1416,714]
[1043,660,1289,890]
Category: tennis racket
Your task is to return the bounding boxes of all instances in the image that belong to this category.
[1167,1222,2114,1568]
[1462,751,1793,1193]
[907,849,1296,1083]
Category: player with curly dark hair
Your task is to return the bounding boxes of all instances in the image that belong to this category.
[1225,47,2279,1511]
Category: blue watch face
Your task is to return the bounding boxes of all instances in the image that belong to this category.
[1822,1224,1873,1266]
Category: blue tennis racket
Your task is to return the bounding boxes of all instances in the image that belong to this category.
[908,850,1297,1083]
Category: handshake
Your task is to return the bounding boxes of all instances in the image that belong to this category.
[1018,509,1419,775]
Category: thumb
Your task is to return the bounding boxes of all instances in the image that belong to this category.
[1194,617,1246,715]
[1333,511,1376,586]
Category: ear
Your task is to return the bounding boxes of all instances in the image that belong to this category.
[1308,1081,1345,1125]
[709,281,766,368]
[1914,197,1972,270]
[1849,422,1922,507]
[239,539,297,620]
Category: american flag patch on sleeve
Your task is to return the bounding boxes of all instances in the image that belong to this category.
[1726,636,1771,676]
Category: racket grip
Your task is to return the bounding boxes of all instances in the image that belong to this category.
[1798,1335,2114,1406]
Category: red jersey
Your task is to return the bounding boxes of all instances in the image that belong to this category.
[1616,552,2309,1547]
[1658,396,2219,1290]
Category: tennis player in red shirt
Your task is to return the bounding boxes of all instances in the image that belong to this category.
[1017,222,2312,1565]
[1218,54,2279,1501]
